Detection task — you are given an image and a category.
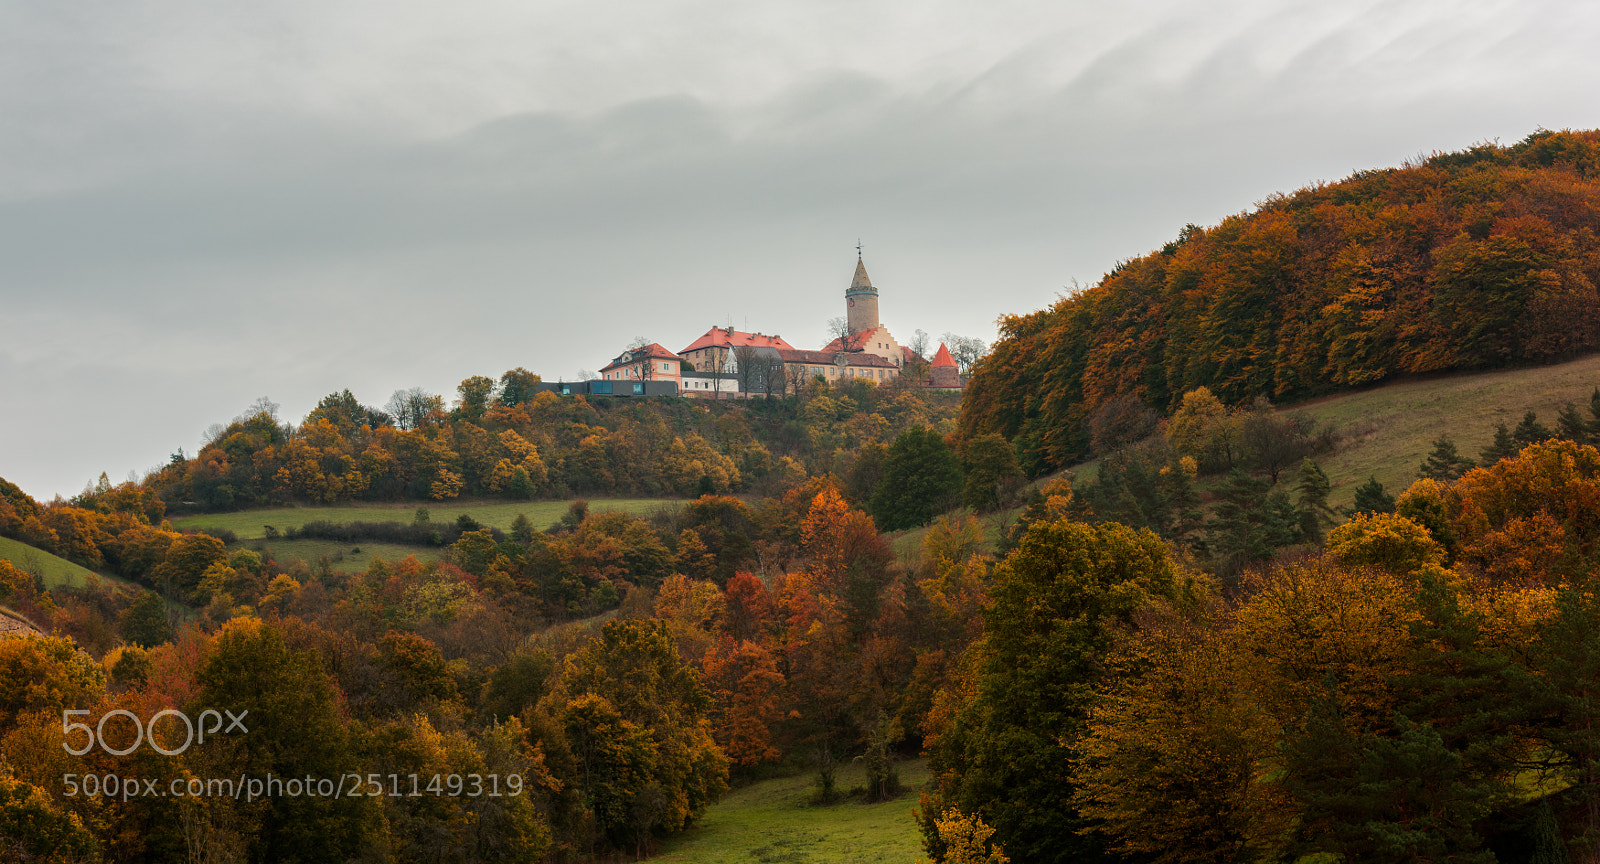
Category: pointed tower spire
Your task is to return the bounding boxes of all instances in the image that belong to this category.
[845,247,881,334]
[851,256,873,291]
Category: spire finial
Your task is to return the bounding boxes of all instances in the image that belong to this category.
[856,238,862,258]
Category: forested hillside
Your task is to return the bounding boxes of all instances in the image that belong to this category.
[145,377,960,512]
[13,129,1600,864]
[962,129,1600,473]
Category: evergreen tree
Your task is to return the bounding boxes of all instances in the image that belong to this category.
[871,426,964,531]
[1480,423,1518,466]
[1531,801,1569,864]
[1296,460,1338,543]
[1284,705,1498,864]
[1350,476,1396,516]
[1530,588,1600,855]
[1587,386,1600,442]
[1207,470,1300,573]
[1418,435,1474,482]
[508,465,536,499]
[1556,400,1590,445]
[1156,460,1204,544]
[846,441,888,509]
[121,590,172,648]
[510,512,536,544]
[1513,410,1553,448]
[960,433,1022,512]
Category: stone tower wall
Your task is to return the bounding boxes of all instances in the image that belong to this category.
[846,290,879,333]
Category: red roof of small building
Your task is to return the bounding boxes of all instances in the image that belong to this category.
[930,343,958,368]
[680,327,796,354]
[600,343,681,374]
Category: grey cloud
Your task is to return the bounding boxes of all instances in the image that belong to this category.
[2,0,1598,498]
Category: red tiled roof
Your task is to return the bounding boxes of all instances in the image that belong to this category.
[930,343,958,368]
[778,349,899,368]
[601,343,681,373]
[680,327,796,354]
[820,327,882,352]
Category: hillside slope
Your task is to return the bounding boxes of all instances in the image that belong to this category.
[962,129,1600,472]
[1292,352,1600,508]
[0,535,100,589]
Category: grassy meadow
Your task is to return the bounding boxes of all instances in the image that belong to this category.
[172,498,685,541]
[248,539,444,571]
[653,759,930,864]
[0,535,105,590]
[1047,353,1600,513]
[1288,353,1600,509]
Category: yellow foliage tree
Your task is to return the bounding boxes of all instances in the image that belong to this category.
[1325,512,1446,575]
[916,807,1009,864]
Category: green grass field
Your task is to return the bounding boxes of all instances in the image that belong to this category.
[653,759,930,864]
[0,536,102,589]
[1288,353,1600,509]
[172,498,685,541]
[252,539,443,571]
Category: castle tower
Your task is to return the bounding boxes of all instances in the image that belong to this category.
[845,255,880,335]
[929,342,961,388]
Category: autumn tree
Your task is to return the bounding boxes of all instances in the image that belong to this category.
[454,375,497,423]
[1075,604,1292,864]
[554,619,728,852]
[497,367,542,407]
[1167,387,1239,472]
[957,131,1600,475]
[0,776,100,864]
[190,617,379,861]
[121,590,172,648]
[926,519,1188,863]
[0,635,105,734]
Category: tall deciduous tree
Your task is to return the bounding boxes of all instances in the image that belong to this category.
[959,434,1021,513]
[190,617,379,862]
[871,427,963,531]
[555,619,728,853]
[925,519,1187,864]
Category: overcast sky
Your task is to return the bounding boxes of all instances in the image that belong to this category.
[2,0,1596,500]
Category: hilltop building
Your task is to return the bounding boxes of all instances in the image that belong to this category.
[600,343,683,388]
[929,342,961,389]
[586,252,961,397]
[821,256,915,368]
[679,328,795,373]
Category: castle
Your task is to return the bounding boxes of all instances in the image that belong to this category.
[596,254,961,396]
